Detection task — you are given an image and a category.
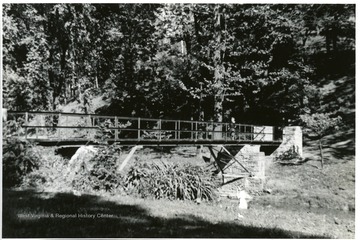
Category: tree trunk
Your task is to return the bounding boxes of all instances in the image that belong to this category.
[319,138,324,169]
[212,6,225,140]
[48,48,56,111]
[213,5,225,124]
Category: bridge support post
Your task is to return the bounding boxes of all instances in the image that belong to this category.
[207,145,252,183]
[117,145,143,172]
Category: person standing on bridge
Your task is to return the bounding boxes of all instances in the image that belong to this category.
[82,89,91,114]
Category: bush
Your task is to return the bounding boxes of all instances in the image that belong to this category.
[2,138,40,188]
[21,147,69,191]
[71,144,124,194]
[125,161,217,201]
[20,144,125,195]
[275,148,302,162]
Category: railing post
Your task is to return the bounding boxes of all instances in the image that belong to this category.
[236,124,240,140]
[226,123,228,141]
[88,114,92,139]
[191,118,193,140]
[36,113,40,139]
[115,116,118,141]
[158,119,162,141]
[178,120,181,140]
[25,112,28,139]
[58,113,61,139]
[251,125,254,141]
[205,122,208,139]
[195,121,198,140]
[138,117,141,141]
[211,121,214,140]
[174,121,177,140]
[65,115,69,138]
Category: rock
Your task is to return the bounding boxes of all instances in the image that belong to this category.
[334,217,340,225]
[263,188,272,194]
[342,204,349,212]
[237,213,244,219]
[72,190,82,196]
[346,226,353,233]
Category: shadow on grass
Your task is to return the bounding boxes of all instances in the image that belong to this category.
[3,189,328,238]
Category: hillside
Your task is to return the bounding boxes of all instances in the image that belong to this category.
[317,74,355,153]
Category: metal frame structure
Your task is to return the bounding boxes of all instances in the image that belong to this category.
[7,111,283,147]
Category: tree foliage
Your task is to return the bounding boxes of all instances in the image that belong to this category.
[2,3,355,126]
[300,113,342,138]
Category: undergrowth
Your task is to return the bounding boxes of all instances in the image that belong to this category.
[275,148,303,163]
[20,144,125,195]
[3,119,41,188]
[21,147,69,191]
[6,125,218,202]
[125,161,217,201]
[3,138,41,188]
[71,144,124,194]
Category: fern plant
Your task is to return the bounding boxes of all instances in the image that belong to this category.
[125,161,217,201]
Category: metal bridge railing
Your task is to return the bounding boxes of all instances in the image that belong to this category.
[6,111,283,144]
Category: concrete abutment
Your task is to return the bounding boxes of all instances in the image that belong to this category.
[218,126,303,197]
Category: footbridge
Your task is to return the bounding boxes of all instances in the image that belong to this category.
[6,111,283,147]
[5,111,301,189]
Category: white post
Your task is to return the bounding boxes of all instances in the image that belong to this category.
[117,145,143,172]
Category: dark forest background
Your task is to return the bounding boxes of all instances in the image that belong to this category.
[2,4,355,127]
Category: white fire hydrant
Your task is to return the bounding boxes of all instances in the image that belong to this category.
[238,189,253,209]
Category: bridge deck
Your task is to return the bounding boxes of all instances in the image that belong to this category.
[7,111,283,147]
[21,138,282,147]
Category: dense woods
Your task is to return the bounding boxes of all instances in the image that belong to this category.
[2,3,355,126]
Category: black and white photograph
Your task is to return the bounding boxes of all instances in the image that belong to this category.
[1,2,356,238]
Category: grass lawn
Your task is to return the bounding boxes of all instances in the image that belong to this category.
[2,188,354,238]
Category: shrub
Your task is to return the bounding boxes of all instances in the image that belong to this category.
[275,147,302,163]
[125,161,217,201]
[21,147,69,191]
[20,144,125,195]
[2,138,40,188]
[71,144,124,194]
